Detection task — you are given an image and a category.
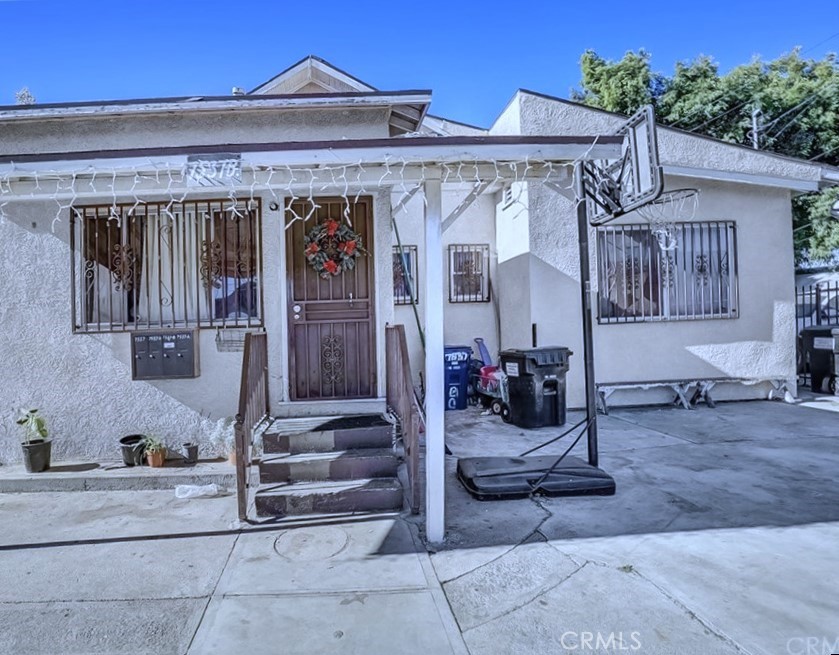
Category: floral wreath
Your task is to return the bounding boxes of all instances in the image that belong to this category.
[303,219,366,279]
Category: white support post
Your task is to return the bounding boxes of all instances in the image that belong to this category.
[423,171,446,544]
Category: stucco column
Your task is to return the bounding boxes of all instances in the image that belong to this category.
[423,171,445,544]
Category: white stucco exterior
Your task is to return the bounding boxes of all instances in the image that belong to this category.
[0,58,834,465]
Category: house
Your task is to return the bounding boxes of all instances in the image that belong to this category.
[1,55,837,541]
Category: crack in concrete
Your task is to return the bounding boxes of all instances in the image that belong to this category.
[185,531,240,654]
[609,413,697,445]
[433,498,552,586]
[459,562,589,634]
[0,596,210,605]
[629,568,757,655]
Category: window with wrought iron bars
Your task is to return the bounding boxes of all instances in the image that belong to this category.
[70,199,263,333]
[392,245,418,305]
[449,244,490,303]
[596,221,738,323]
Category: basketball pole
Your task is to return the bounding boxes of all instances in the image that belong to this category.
[574,162,599,468]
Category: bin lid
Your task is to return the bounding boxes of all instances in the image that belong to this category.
[500,347,572,366]
[800,325,839,335]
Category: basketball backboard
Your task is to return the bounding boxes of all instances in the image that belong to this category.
[583,105,664,226]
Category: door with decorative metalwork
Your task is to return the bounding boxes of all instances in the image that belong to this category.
[286,197,376,400]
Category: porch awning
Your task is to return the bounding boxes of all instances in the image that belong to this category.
[0,135,622,202]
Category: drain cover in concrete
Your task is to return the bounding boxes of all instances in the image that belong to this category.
[273,527,349,561]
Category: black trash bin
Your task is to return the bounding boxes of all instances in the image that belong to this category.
[444,345,473,410]
[800,325,839,394]
[500,347,572,428]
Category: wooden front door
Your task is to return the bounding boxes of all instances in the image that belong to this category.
[286,197,376,400]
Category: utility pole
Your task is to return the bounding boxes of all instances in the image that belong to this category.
[751,106,762,149]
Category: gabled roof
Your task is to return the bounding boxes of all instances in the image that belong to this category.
[247,55,429,135]
[249,55,376,95]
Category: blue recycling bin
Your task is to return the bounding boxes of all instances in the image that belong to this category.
[444,345,473,410]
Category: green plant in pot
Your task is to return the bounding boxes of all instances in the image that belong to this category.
[141,435,167,468]
[16,409,51,473]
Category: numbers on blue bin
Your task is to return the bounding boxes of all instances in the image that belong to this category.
[445,351,470,363]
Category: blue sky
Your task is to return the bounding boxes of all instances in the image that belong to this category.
[2,0,837,127]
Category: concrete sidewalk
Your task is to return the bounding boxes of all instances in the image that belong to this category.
[0,491,467,655]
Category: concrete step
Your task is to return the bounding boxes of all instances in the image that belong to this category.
[263,415,393,455]
[254,478,403,517]
[259,449,398,483]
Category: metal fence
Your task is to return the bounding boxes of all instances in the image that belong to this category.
[796,281,839,386]
[796,282,839,333]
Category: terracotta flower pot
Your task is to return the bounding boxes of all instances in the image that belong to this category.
[146,449,166,468]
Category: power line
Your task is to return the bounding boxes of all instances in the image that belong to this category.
[809,143,839,162]
[801,30,839,55]
[687,100,751,133]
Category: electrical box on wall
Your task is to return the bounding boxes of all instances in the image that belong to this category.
[131,330,200,380]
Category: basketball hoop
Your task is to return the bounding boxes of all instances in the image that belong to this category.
[636,188,699,251]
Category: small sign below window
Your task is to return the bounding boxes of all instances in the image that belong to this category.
[185,154,242,187]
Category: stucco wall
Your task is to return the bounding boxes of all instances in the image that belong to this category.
[0,201,240,464]
[1,107,391,156]
[518,176,798,408]
[391,188,500,382]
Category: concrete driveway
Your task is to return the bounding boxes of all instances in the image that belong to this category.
[433,398,839,655]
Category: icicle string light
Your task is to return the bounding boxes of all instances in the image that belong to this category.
[0,136,608,233]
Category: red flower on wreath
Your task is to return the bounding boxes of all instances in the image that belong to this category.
[303,219,366,279]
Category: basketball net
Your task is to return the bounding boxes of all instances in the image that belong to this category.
[636,188,699,251]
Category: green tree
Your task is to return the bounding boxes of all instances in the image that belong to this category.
[574,49,663,116]
[576,49,839,265]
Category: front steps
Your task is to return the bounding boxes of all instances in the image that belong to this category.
[254,414,403,518]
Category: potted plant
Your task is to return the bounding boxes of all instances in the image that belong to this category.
[16,409,51,473]
[141,435,167,468]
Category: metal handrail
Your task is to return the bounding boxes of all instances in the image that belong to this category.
[386,325,422,514]
[234,332,269,521]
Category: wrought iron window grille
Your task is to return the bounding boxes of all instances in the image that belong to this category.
[596,221,738,323]
[393,245,419,305]
[70,199,263,333]
[448,244,491,303]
